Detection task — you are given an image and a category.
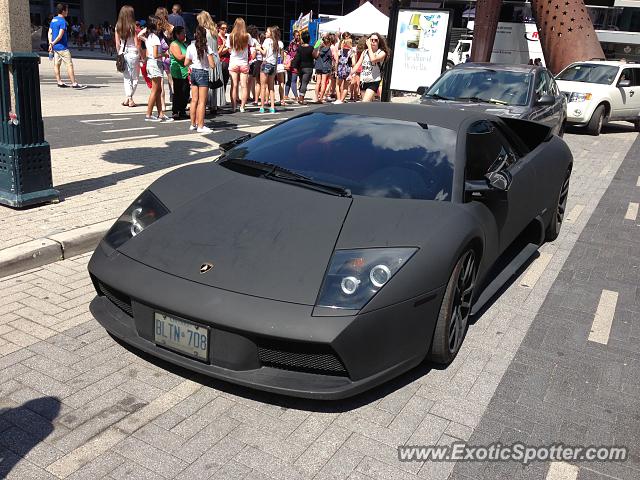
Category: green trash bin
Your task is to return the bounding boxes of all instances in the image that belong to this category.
[0,52,59,208]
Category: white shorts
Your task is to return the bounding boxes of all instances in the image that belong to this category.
[146,58,163,78]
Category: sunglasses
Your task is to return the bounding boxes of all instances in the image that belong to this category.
[370,38,379,42]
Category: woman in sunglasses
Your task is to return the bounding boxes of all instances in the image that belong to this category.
[351,32,390,102]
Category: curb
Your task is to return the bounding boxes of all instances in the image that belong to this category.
[0,220,114,278]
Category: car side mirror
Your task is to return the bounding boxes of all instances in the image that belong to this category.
[536,94,555,106]
[416,86,428,96]
[618,79,631,87]
[220,133,252,152]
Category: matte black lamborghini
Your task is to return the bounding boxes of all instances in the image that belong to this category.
[88,103,572,399]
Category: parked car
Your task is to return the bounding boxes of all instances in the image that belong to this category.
[88,103,572,399]
[555,60,640,135]
[418,63,567,137]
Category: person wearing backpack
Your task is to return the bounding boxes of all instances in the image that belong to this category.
[335,38,353,104]
[351,32,390,102]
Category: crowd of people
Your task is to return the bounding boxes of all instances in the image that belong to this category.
[113,3,391,134]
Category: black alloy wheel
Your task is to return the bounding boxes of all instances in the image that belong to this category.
[545,167,571,241]
[429,249,477,364]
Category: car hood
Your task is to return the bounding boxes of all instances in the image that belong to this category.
[555,80,608,93]
[419,98,529,118]
[118,174,352,305]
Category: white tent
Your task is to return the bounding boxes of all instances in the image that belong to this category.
[318,2,389,36]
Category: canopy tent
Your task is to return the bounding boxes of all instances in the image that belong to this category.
[318,2,389,36]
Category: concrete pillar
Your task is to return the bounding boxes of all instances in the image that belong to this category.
[532,0,605,74]
[470,0,502,62]
[0,0,32,53]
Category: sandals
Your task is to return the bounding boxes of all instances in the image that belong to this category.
[128,99,138,107]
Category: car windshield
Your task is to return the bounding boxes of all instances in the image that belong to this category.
[556,64,618,85]
[220,112,456,201]
[425,68,532,106]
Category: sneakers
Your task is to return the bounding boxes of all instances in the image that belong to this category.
[57,83,69,88]
[197,126,212,134]
[333,100,343,105]
[159,115,174,122]
[269,108,276,114]
[189,124,197,131]
[145,115,161,122]
[71,83,87,89]
[259,107,265,113]
[239,106,246,113]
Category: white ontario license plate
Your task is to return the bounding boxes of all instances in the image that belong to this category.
[154,313,209,362]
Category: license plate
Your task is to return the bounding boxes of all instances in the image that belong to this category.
[154,313,209,362]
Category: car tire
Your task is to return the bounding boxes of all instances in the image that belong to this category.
[446,60,455,70]
[587,105,606,136]
[634,119,640,132]
[545,167,571,242]
[428,249,477,365]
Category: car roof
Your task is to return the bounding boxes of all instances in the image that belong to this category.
[453,62,539,73]
[565,60,637,68]
[315,102,492,131]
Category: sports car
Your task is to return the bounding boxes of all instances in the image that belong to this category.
[88,103,572,399]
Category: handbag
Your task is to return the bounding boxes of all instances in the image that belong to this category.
[208,64,223,89]
[116,35,127,72]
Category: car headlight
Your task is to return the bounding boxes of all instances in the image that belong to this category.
[104,190,169,249]
[316,248,417,310]
[568,92,592,103]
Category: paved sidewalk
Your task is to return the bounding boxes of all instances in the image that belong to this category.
[0,124,637,479]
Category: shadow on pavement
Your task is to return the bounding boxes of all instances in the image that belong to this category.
[0,397,61,478]
[56,140,217,200]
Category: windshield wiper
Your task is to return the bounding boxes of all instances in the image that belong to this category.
[455,96,508,105]
[266,169,352,197]
[221,157,351,197]
[424,93,452,100]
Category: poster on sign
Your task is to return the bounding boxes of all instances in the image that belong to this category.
[389,9,452,93]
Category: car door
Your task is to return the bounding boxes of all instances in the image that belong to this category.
[611,67,640,119]
[465,120,539,252]
[548,73,566,126]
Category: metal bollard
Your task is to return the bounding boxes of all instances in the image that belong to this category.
[0,52,59,208]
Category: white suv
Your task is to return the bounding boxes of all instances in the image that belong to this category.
[555,60,640,135]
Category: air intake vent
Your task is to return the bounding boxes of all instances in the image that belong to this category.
[97,282,133,317]
[257,345,347,376]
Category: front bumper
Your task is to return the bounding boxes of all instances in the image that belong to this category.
[88,244,444,400]
[564,101,595,125]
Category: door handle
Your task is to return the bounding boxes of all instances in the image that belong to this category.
[631,90,635,97]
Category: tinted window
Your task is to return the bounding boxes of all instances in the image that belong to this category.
[426,68,532,106]
[466,121,517,180]
[556,64,618,84]
[221,112,457,201]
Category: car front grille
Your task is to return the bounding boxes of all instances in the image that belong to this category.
[97,282,133,317]
[257,345,348,376]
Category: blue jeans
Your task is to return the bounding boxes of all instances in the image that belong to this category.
[286,71,298,97]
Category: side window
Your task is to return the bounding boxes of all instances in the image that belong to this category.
[618,68,635,86]
[466,121,518,181]
[544,72,557,95]
[534,73,548,98]
[632,68,640,87]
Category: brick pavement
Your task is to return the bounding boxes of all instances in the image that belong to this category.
[0,124,637,479]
